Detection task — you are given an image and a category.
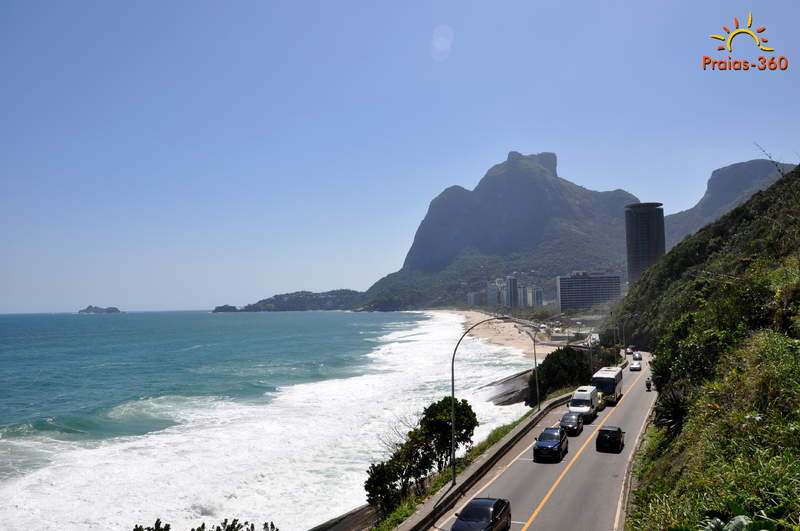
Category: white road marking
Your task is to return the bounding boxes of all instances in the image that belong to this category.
[613,356,655,531]
[434,410,563,527]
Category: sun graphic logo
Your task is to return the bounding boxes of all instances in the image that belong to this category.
[710,13,773,52]
[702,13,788,72]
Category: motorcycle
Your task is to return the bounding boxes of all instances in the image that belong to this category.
[645,379,652,392]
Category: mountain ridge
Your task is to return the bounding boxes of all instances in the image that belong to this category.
[664,158,795,249]
[214,152,794,312]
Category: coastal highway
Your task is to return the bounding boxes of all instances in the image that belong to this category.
[432,354,656,531]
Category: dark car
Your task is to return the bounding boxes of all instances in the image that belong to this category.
[632,352,642,361]
[533,427,568,462]
[596,426,625,453]
[626,345,636,355]
[453,497,511,531]
[559,412,584,435]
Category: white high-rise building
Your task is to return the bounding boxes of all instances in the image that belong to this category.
[533,287,544,307]
[486,280,501,306]
[556,271,621,312]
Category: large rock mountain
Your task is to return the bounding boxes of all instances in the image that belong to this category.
[402,151,637,272]
[215,152,794,312]
[364,152,638,309]
[664,159,795,249]
[363,152,795,310]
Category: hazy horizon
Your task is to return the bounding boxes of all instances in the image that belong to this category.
[2,0,799,313]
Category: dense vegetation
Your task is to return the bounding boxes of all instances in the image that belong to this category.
[664,159,794,249]
[78,305,122,314]
[213,289,364,312]
[364,396,478,517]
[527,346,622,402]
[132,519,278,531]
[607,165,800,529]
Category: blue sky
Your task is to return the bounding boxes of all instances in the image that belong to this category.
[1,1,798,313]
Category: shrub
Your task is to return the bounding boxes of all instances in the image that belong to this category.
[364,397,479,517]
[133,520,278,531]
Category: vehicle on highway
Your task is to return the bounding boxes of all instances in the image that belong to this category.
[559,411,584,435]
[632,351,642,361]
[596,426,625,453]
[453,497,511,531]
[626,345,636,354]
[596,391,606,411]
[630,361,642,371]
[533,427,569,462]
[568,385,599,420]
[646,378,652,391]
[591,366,623,404]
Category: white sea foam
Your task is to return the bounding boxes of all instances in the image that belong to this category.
[0,312,531,530]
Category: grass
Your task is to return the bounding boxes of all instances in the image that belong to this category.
[373,391,573,530]
[626,331,800,529]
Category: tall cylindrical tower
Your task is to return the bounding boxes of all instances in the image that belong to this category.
[625,202,665,283]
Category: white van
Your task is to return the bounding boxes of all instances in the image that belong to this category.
[568,386,599,420]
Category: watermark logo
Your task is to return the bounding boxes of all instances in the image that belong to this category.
[702,13,788,71]
[710,13,772,52]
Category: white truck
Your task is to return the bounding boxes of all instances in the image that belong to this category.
[568,385,600,420]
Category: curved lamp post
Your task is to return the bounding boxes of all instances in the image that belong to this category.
[524,329,541,412]
[619,313,638,349]
[451,315,510,486]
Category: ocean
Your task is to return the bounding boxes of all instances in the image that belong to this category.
[0,310,531,530]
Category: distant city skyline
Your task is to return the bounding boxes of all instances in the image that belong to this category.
[1,1,799,313]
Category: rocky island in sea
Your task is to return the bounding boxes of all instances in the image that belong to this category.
[78,305,122,314]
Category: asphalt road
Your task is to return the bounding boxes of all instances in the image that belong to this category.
[433,353,656,531]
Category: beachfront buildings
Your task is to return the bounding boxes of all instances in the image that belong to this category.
[532,287,544,307]
[468,277,544,308]
[556,271,621,312]
[625,202,666,283]
[505,276,519,308]
[487,280,501,306]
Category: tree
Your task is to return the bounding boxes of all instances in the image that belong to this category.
[364,461,401,517]
[528,346,592,397]
[391,428,435,495]
[364,397,479,516]
[419,396,479,473]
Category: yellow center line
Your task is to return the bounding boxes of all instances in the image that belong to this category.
[436,415,563,527]
[520,370,645,531]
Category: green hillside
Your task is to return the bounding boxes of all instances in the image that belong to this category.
[607,165,800,529]
[212,289,364,312]
[664,159,795,249]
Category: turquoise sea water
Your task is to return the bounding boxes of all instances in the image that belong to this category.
[0,310,531,530]
[0,311,423,443]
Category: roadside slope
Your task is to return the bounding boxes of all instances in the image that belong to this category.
[607,165,800,529]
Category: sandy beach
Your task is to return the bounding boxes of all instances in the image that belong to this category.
[432,310,559,362]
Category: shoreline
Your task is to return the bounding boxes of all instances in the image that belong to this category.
[428,309,559,362]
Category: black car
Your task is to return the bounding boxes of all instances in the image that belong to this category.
[596,426,625,453]
[559,412,584,435]
[453,497,511,531]
[533,427,568,462]
[632,352,642,361]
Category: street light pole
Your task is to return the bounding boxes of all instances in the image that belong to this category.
[451,316,509,486]
[524,330,541,411]
[619,313,638,351]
